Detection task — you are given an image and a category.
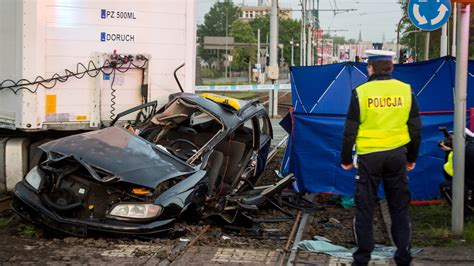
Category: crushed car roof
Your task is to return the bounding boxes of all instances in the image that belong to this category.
[170,93,267,130]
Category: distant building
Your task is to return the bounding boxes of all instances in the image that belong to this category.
[337,41,373,62]
[315,38,334,65]
[337,41,405,62]
[239,5,293,21]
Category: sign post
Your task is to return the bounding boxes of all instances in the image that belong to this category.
[452,1,471,236]
[408,0,472,235]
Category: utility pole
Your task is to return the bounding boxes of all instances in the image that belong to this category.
[297,3,354,66]
[441,24,448,57]
[314,0,319,65]
[452,2,471,237]
[269,0,278,75]
[257,28,264,84]
[396,16,404,63]
[291,37,295,66]
[415,31,418,61]
[424,32,430,60]
[257,29,260,67]
[452,3,457,56]
[268,0,279,117]
[225,5,229,81]
[300,0,307,66]
[307,0,313,66]
[321,37,324,65]
[311,0,316,65]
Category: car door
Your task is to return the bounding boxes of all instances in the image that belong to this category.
[254,112,273,178]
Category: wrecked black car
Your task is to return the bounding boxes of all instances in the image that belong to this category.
[12,93,292,237]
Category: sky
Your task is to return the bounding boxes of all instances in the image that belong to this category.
[196,0,404,43]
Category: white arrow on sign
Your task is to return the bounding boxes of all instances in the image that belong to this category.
[414,4,428,25]
[431,4,449,25]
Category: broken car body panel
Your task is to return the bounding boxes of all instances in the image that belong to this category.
[12,93,274,237]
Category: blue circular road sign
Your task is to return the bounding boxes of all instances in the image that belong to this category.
[408,0,452,31]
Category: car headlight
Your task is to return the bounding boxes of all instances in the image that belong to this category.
[109,203,162,219]
[24,166,43,191]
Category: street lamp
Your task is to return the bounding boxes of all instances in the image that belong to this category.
[290,38,299,66]
[225,5,229,81]
[396,16,404,63]
[278,44,284,67]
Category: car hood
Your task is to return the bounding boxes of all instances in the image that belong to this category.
[39,127,196,188]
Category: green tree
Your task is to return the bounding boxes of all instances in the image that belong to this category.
[197,1,240,65]
[249,15,301,66]
[230,20,256,71]
[278,18,301,66]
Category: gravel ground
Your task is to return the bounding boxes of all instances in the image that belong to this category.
[0,152,299,263]
[305,197,389,247]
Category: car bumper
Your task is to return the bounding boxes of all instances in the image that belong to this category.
[12,182,175,237]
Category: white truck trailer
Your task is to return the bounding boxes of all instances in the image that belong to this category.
[0,0,196,192]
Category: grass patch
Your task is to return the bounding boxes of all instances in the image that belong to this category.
[410,204,474,247]
[0,217,12,228]
[17,224,37,238]
[274,146,286,158]
[465,221,474,245]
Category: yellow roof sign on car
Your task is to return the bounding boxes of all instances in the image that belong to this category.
[200,93,241,111]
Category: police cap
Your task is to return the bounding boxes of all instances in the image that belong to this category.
[365,50,396,61]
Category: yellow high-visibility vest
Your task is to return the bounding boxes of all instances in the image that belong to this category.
[444,151,453,177]
[355,79,412,155]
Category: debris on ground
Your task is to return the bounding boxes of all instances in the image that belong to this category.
[297,240,424,261]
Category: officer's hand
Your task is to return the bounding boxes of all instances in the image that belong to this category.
[341,164,353,171]
[406,162,416,171]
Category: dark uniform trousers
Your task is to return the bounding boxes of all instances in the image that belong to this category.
[353,147,412,266]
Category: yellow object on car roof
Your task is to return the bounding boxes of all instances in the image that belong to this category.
[200,93,241,111]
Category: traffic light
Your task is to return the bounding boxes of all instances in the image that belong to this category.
[399,49,408,64]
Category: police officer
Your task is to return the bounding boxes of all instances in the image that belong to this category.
[340,50,422,266]
[439,129,474,212]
